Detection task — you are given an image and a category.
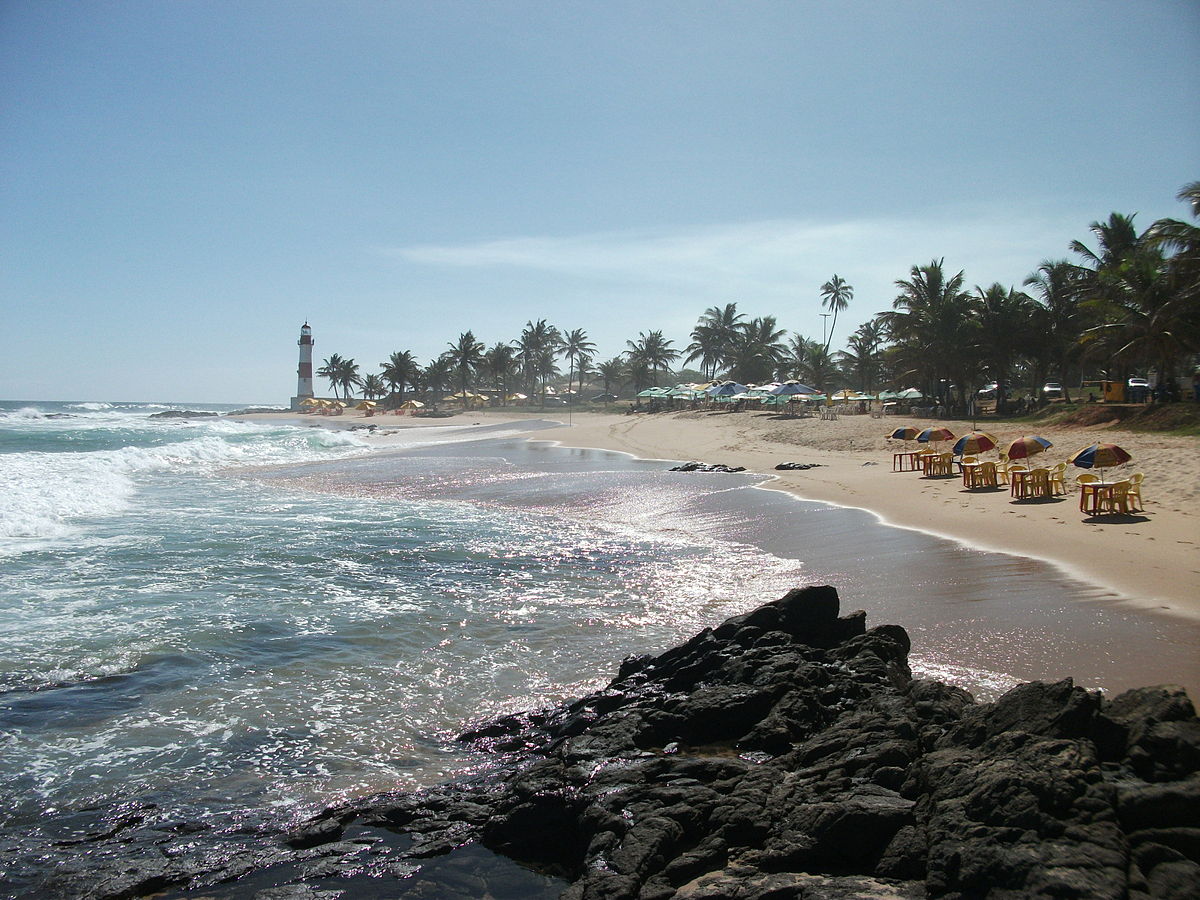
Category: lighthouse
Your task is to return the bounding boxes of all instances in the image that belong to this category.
[292,322,315,410]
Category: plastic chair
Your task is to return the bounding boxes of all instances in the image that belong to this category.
[1126,473,1144,511]
[979,460,998,487]
[1027,468,1051,499]
[1048,462,1067,495]
[1006,463,1028,495]
[1104,481,1132,515]
[1076,473,1102,513]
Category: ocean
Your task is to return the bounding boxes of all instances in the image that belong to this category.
[2,400,1198,868]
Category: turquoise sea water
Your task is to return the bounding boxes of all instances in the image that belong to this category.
[2,400,1198,861]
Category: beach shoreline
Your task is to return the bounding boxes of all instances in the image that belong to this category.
[234,408,1200,623]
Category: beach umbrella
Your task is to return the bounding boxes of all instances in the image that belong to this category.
[400,399,425,409]
[768,381,819,396]
[1068,443,1132,481]
[917,426,955,445]
[888,426,921,441]
[1004,435,1052,460]
[355,400,377,410]
[952,431,998,456]
[706,381,750,397]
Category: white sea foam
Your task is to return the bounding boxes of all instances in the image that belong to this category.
[0,422,371,544]
[65,402,114,411]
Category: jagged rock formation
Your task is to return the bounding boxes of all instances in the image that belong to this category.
[18,586,1200,899]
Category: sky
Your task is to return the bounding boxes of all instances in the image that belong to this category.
[2,1,1198,404]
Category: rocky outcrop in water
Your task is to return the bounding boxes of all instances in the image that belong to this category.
[668,462,747,473]
[19,586,1200,899]
[147,410,218,419]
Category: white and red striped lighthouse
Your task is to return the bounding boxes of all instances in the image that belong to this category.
[292,322,315,409]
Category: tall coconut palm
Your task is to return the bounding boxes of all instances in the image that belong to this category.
[878,260,975,406]
[360,373,386,401]
[684,303,744,379]
[788,335,839,395]
[726,316,789,384]
[625,330,679,388]
[421,355,453,406]
[837,320,885,393]
[316,353,346,399]
[483,342,519,404]
[1147,180,1200,305]
[514,319,562,401]
[974,284,1036,413]
[562,328,596,401]
[819,275,854,354]
[381,350,420,405]
[1024,261,1086,403]
[596,357,627,396]
[446,330,485,402]
[335,358,361,402]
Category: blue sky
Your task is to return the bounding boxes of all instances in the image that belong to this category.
[2,1,1197,403]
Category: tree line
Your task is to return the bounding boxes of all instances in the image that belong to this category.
[316,182,1199,410]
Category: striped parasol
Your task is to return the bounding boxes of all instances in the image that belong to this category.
[1004,435,1053,460]
[952,431,998,456]
[917,426,955,446]
[1068,443,1132,481]
[888,426,920,441]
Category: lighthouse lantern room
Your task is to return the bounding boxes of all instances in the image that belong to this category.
[291,322,315,410]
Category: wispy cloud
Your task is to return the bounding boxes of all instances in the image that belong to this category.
[386,210,1083,308]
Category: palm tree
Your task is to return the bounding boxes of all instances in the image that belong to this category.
[1071,199,1200,392]
[726,316,789,384]
[625,330,679,388]
[514,319,562,402]
[788,335,839,395]
[335,358,361,402]
[316,353,346,399]
[381,350,420,406]
[421,355,454,406]
[1024,261,1086,403]
[684,303,745,379]
[562,328,596,402]
[446,330,485,403]
[878,260,975,407]
[974,284,1036,413]
[360,373,386,401]
[837,320,885,393]
[819,275,854,354]
[596,357,627,396]
[1147,180,1200,308]
[483,342,519,404]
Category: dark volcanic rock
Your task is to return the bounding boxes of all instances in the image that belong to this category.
[148,409,218,418]
[668,462,746,473]
[13,586,1200,899]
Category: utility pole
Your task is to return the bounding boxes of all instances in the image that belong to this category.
[821,314,831,347]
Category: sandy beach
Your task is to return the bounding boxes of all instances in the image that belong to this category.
[239,407,1200,623]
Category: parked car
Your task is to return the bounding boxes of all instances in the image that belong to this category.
[976,382,998,398]
[542,396,568,407]
[1042,382,1064,400]
[1127,376,1151,402]
[591,393,619,403]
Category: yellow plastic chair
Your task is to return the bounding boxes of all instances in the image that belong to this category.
[1076,473,1102,513]
[1126,473,1144,511]
[1048,462,1067,495]
[1104,481,1132,515]
[1027,467,1052,499]
[979,460,998,487]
